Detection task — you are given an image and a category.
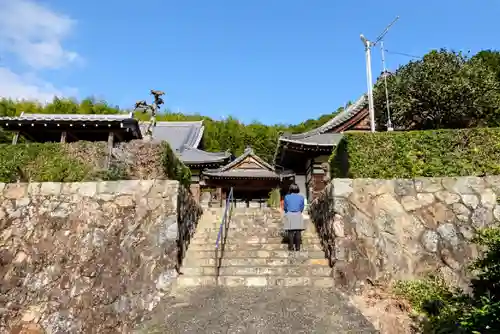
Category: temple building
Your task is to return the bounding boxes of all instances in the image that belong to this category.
[201,147,294,208]
[273,95,369,201]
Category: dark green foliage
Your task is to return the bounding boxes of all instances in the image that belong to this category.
[330,128,500,178]
[473,50,500,83]
[394,228,500,333]
[100,163,129,181]
[160,141,191,186]
[373,49,500,131]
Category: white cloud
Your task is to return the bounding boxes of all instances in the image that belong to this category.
[0,67,76,102]
[0,0,80,101]
[0,0,80,69]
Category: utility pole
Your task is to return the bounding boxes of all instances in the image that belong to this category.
[360,35,376,132]
[380,40,393,131]
[360,16,399,132]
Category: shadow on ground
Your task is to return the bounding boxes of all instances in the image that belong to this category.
[138,286,378,334]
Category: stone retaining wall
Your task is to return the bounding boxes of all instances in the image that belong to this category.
[0,180,202,333]
[309,176,500,291]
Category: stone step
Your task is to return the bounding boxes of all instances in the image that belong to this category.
[181,264,331,276]
[198,223,316,229]
[183,256,329,267]
[184,249,326,259]
[193,231,319,240]
[176,275,334,287]
[197,226,285,233]
[204,217,305,223]
[191,236,322,245]
[187,243,324,251]
[201,222,286,229]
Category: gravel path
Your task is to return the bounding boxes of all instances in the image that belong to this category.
[140,286,377,334]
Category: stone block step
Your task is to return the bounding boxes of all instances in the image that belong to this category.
[187,243,323,251]
[203,218,304,224]
[201,223,285,229]
[193,232,319,240]
[191,236,322,245]
[181,264,331,276]
[183,256,329,267]
[184,249,326,259]
[176,275,334,287]
[197,226,284,233]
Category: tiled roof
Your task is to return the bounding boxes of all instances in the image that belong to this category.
[214,147,274,172]
[139,120,232,164]
[140,121,204,151]
[0,112,135,122]
[203,147,294,179]
[203,169,292,179]
[280,94,367,143]
[179,146,232,164]
[279,133,344,146]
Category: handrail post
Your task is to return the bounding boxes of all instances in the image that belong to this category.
[214,187,233,286]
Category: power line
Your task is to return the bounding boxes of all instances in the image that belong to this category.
[384,49,422,59]
[374,16,400,45]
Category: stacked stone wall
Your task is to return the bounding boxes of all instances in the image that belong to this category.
[310,177,500,291]
[0,180,202,333]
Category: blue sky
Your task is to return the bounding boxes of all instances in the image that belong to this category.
[0,0,499,125]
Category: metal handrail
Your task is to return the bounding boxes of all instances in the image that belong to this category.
[214,187,234,283]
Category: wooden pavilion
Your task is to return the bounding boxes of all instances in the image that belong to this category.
[0,112,142,145]
[202,147,295,208]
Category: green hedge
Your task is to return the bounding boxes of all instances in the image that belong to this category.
[0,141,191,184]
[330,128,500,178]
[0,143,92,182]
[160,141,191,186]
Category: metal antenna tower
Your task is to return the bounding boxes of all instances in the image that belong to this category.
[360,16,399,132]
[380,41,393,131]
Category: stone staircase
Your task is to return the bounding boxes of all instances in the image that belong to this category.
[176,207,333,287]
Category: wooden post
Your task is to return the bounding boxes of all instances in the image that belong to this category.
[60,131,67,143]
[106,132,114,168]
[12,131,19,145]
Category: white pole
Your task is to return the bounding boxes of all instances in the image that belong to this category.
[380,41,393,131]
[365,42,376,132]
[361,16,399,133]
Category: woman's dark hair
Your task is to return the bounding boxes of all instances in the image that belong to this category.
[289,183,300,194]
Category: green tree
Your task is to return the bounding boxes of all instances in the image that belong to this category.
[374,49,500,130]
[473,49,500,82]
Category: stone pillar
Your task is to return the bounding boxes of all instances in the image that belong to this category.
[200,189,211,208]
[11,131,20,145]
[60,131,67,143]
[309,156,330,201]
[190,183,200,203]
[106,132,114,168]
[209,187,222,208]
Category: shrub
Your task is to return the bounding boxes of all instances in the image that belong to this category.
[330,128,500,178]
[0,140,191,184]
[0,143,92,182]
[160,141,191,186]
[267,188,281,208]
